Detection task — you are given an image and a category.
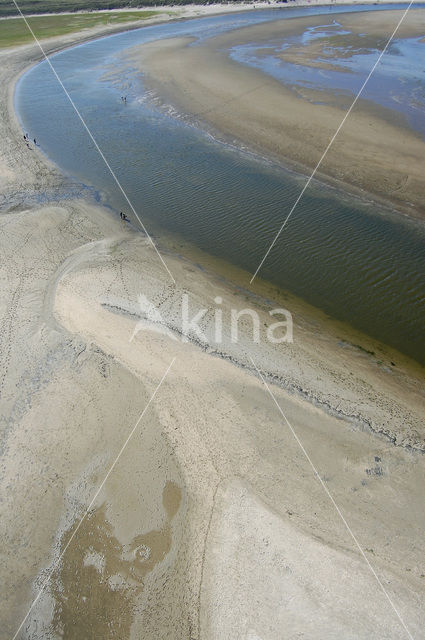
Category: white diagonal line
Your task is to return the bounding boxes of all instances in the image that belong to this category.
[12,356,176,640]
[11,0,175,284]
[250,0,415,284]
[249,355,414,640]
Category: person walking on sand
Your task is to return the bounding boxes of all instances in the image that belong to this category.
[33,138,37,146]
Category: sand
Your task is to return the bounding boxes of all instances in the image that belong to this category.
[132,8,425,219]
[1,6,424,640]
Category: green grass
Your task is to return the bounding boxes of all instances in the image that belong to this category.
[1,0,254,17]
[0,10,161,47]
[0,0,174,17]
[0,0,261,17]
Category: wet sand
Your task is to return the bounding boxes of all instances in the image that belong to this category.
[1,8,425,640]
[133,8,425,218]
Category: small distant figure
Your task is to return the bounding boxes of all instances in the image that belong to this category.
[23,133,27,141]
[33,138,37,145]
[120,211,123,220]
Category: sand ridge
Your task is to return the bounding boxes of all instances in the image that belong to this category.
[131,8,425,218]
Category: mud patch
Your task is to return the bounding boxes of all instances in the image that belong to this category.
[49,482,181,638]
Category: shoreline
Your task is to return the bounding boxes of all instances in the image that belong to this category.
[132,7,425,220]
[151,89,425,225]
[0,0,413,19]
[14,7,425,367]
[138,72,425,228]
[1,7,425,639]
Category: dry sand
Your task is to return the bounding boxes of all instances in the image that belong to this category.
[132,8,425,218]
[1,8,424,640]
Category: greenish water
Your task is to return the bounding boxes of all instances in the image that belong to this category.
[15,5,425,364]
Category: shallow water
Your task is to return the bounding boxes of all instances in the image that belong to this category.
[229,26,425,137]
[15,4,425,364]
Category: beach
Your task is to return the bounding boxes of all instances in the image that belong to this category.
[133,8,425,218]
[1,5,425,639]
